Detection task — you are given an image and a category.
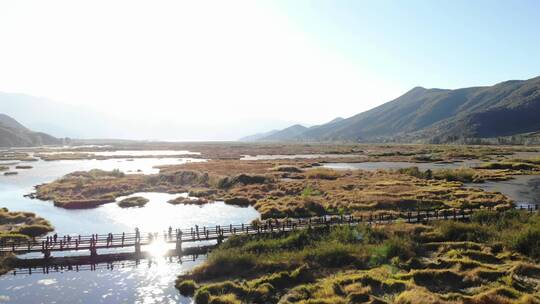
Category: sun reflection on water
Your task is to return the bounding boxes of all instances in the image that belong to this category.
[146,240,170,257]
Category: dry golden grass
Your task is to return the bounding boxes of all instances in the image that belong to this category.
[178,215,540,304]
[36,159,513,218]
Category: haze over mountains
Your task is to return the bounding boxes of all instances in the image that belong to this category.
[0,92,298,141]
[0,114,60,147]
[243,76,540,143]
[1,76,540,146]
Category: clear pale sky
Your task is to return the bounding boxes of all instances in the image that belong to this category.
[1,0,539,140]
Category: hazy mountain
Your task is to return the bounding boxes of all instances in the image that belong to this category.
[239,129,280,142]
[251,117,345,142]
[0,92,115,139]
[258,124,309,141]
[248,76,540,143]
[0,114,61,147]
[0,92,300,141]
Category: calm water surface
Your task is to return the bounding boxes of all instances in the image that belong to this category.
[241,154,365,160]
[322,160,481,171]
[465,175,540,205]
[0,155,259,303]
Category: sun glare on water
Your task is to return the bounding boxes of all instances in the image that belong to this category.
[146,240,170,257]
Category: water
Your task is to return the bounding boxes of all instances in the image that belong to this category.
[241,154,365,160]
[0,155,260,303]
[322,160,480,171]
[92,150,200,157]
[465,175,540,205]
[1,257,201,304]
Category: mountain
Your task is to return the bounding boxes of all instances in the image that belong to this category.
[259,124,309,141]
[250,118,345,142]
[0,114,61,147]
[0,92,301,141]
[247,76,540,143]
[239,129,280,142]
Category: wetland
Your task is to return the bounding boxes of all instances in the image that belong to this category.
[1,142,540,303]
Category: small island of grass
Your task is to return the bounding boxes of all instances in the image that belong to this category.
[117,196,149,208]
[0,208,54,275]
[168,196,208,205]
[15,165,33,169]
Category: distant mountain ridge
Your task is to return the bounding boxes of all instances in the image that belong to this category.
[242,117,345,142]
[239,129,280,142]
[242,76,540,143]
[0,114,61,147]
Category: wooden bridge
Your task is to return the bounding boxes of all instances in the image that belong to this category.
[1,204,538,260]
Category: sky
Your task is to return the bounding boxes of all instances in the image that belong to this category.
[0,0,539,140]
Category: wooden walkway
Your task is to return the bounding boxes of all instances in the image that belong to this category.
[1,204,538,259]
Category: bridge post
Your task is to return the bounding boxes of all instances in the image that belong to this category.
[176,230,183,254]
[217,228,224,245]
[134,228,141,256]
[89,236,98,258]
[41,241,51,259]
[90,246,98,257]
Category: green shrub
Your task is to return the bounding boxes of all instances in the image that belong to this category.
[436,221,491,242]
[479,162,538,171]
[512,227,540,259]
[209,294,241,304]
[433,168,476,182]
[369,237,415,266]
[301,185,322,197]
[16,224,53,237]
[117,196,149,208]
[396,167,428,179]
[306,242,356,267]
[193,249,257,280]
[176,280,197,296]
[194,290,210,304]
[305,168,340,180]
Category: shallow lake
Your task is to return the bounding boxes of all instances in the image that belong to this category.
[241,154,365,160]
[322,160,480,171]
[92,150,201,157]
[465,175,540,206]
[0,155,260,303]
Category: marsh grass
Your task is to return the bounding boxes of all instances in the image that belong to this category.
[0,208,53,274]
[179,210,540,303]
[117,196,149,208]
[305,168,341,180]
[37,158,513,216]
